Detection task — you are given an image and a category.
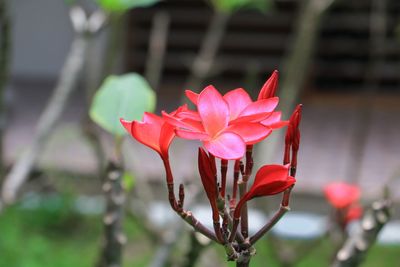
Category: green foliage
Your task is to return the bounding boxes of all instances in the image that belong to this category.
[209,0,271,13]
[95,0,160,13]
[90,73,156,136]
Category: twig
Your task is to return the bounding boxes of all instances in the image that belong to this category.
[0,0,11,175]
[1,6,106,204]
[97,162,126,267]
[145,11,170,91]
[332,199,391,267]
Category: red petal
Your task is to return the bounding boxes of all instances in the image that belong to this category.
[130,113,163,154]
[324,182,361,209]
[239,97,279,117]
[176,129,209,140]
[198,148,217,197]
[249,164,295,197]
[159,123,176,157]
[223,88,252,120]
[198,85,229,137]
[185,90,199,105]
[226,123,272,144]
[234,164,294,219]
[204,131,245,160]
[261,112,288,129]
[120,118,132,134]
[258,70,279,100]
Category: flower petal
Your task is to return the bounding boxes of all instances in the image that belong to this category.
[239,97,279,117]
[226,123,272,144]
[223,88,252,120]
[258,70,279,100]
[131,118,162,154]
[198,85,229,137]
[203,131,245,160]
[324,182,361,209]
[162,111,200,131]
[261,112,288,129]
[159,123,176,157]
[185,90,199,105]
[176,129,209,140]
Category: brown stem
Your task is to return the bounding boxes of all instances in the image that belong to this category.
[239,146,253,238]
[97,162,126,267]
[332,199,391,267]
[220,159,228,198]
[250,205,290,245]
[0,0,11,175]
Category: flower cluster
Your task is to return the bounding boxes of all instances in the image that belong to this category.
[121,71,302,262]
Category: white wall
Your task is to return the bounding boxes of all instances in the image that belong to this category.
[10,0,74,79]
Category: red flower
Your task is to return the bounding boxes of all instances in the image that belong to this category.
[234,164,296,219]
[120,113,175,159]
[324,182,361,209]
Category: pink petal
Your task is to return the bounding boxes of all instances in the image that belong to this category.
[226,123,272,144]
[230,112,272,124]
[223,88,252,120]
[198,85,229,137]
[261,112,288,129]
[239,97,279,117]
[203,131,245,160]
[176,129,209,140]
[162,111,199,131]
[185,90,199,105]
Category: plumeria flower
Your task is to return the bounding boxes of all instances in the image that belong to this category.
[324,182,363,226]
[324,182,361,209]
[120,113,175,160]
[234,164,296,219]
[163,86,273,160]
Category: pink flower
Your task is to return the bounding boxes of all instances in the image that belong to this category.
[164,86,274,160]
[120,113,175,160]
[324,182,361,209]
[234,164,296,219]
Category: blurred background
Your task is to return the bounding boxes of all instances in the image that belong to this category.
[1,0,400,266]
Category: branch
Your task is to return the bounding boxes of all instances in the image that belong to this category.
[1,7,106,204]
[332,199,391,267]
[0,0,11,174]
[97,162,126,267]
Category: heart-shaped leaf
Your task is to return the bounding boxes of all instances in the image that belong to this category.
[90,73,156,136]
[95,0,160,13]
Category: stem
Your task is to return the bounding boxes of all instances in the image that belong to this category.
[239,146,253,238]
[145,11,170,91]
[220,159,228,198]
[250,205,290,245]
[2,31,90,204]
[0,0,11,175]
[97,162,126,267]
[332,199,391,267]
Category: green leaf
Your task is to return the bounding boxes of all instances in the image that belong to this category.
[209,0,271,13]
[90,73,156,136]
[95,0,160,13]
[122,171,135,191]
